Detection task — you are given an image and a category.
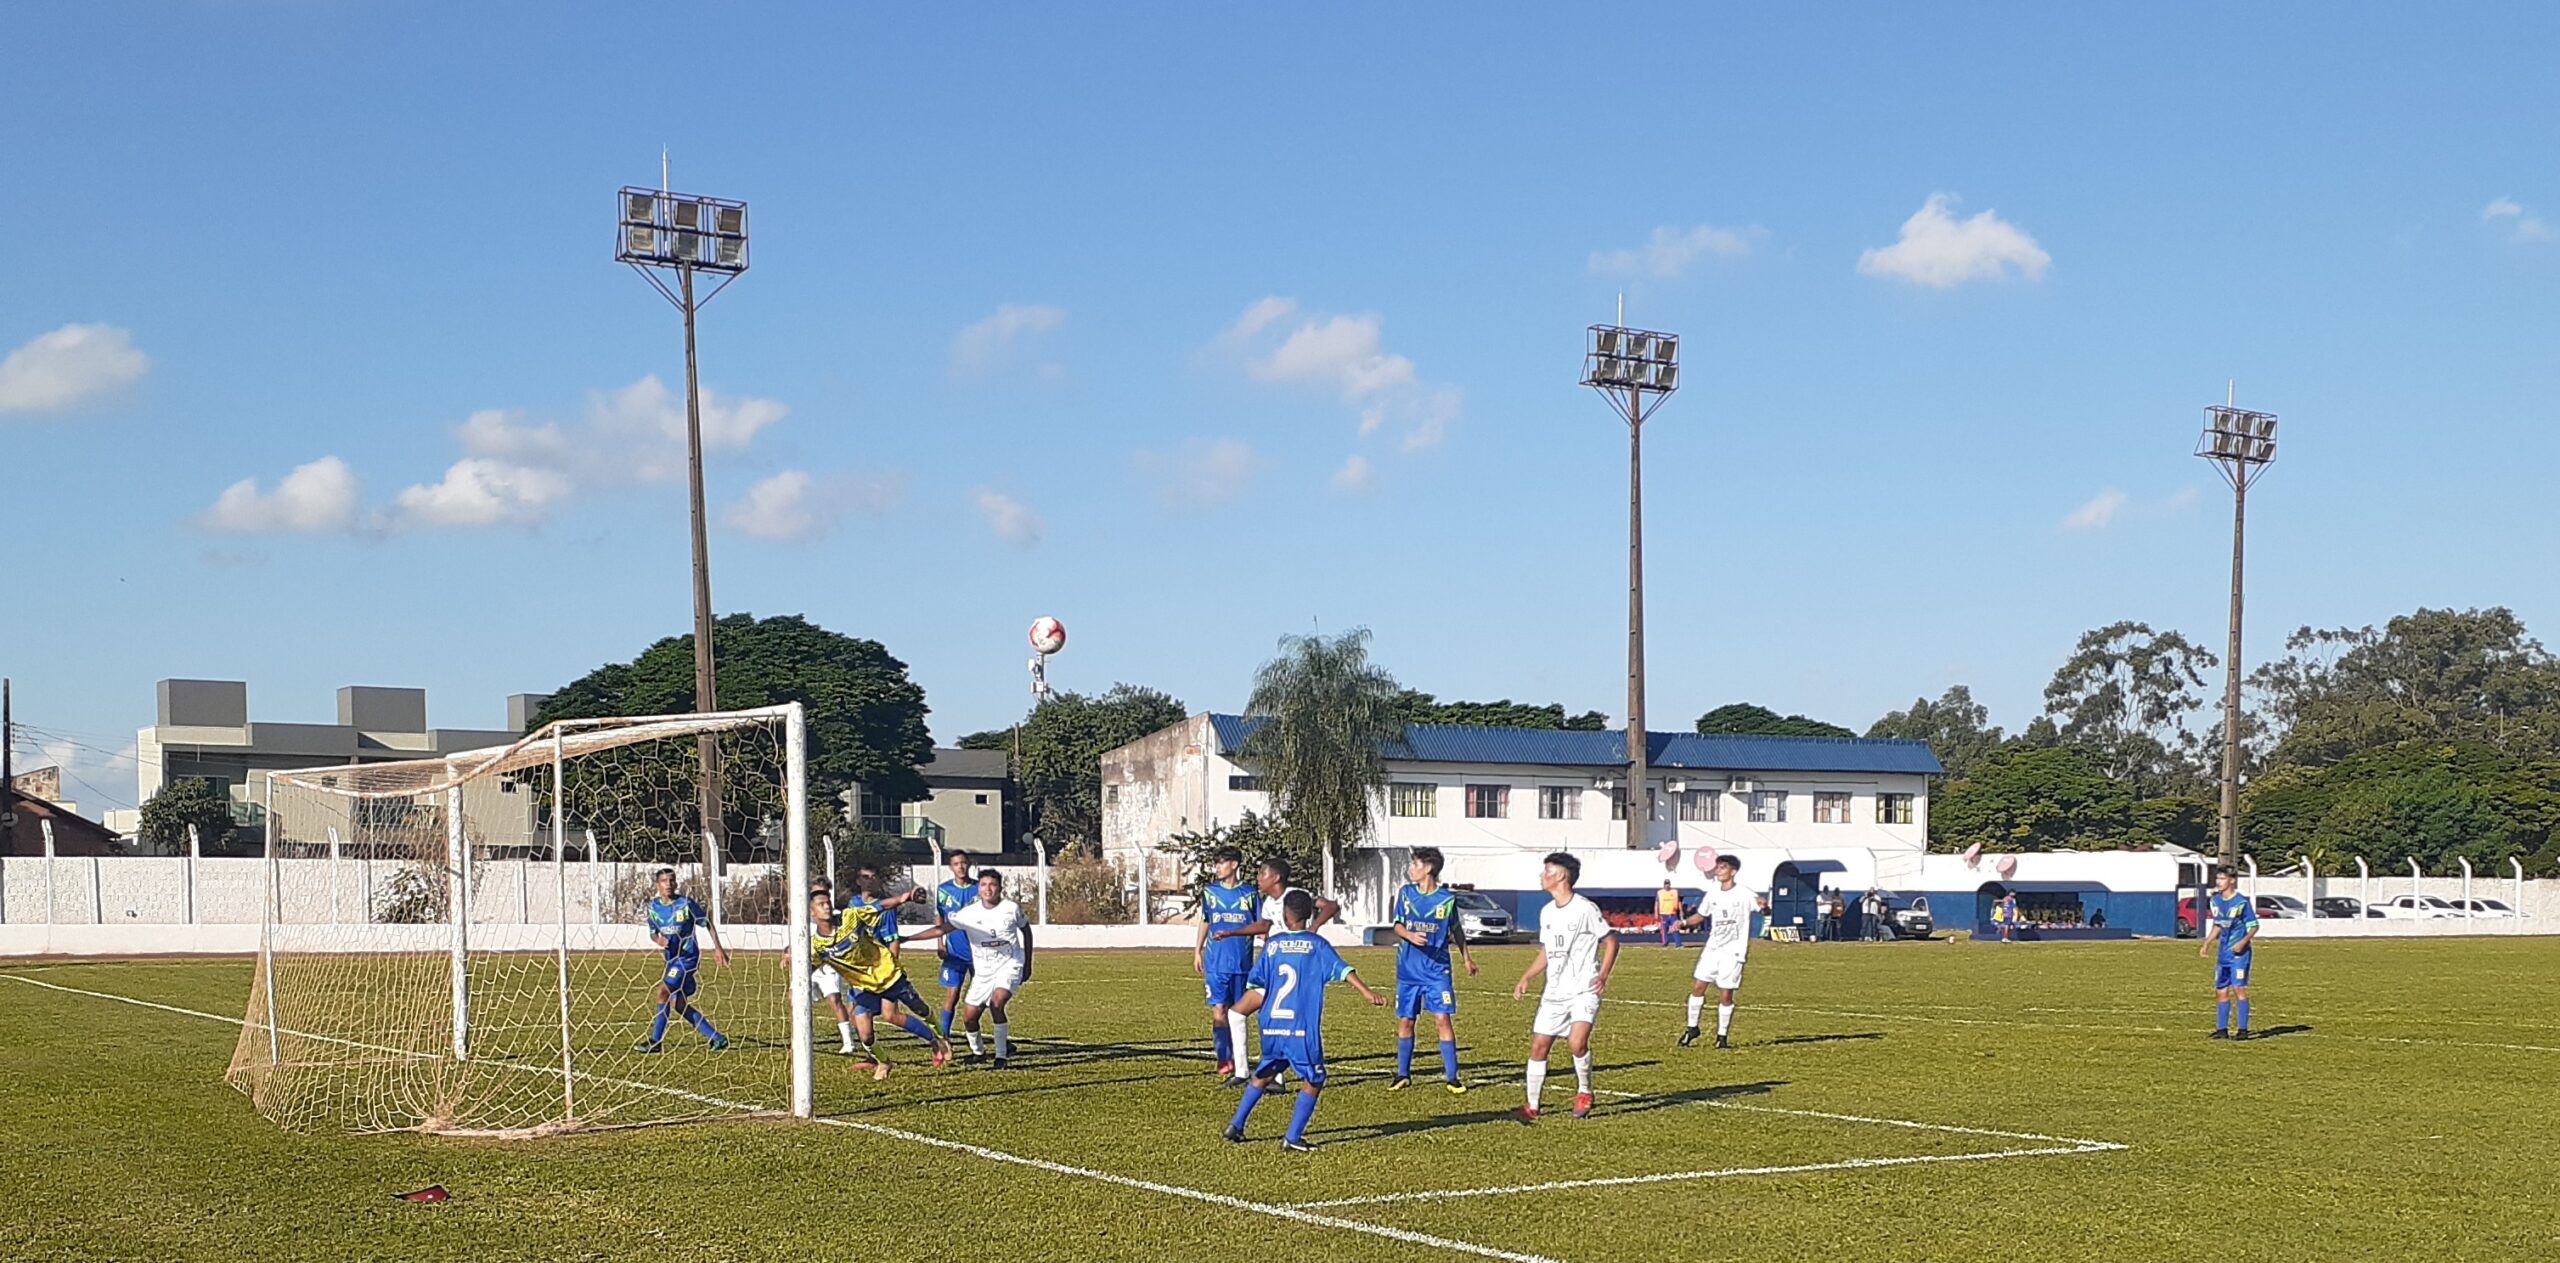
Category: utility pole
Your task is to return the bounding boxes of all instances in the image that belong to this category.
[1583,323,1680,850]
[2197,391,2279,872]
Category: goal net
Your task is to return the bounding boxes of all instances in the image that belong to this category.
[226,705,812,1135]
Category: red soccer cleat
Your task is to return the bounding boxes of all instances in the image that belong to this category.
[1213,1060,1235,1078]
[931,1044,952,1068]
[1572,1092,1593,1119]
[1516,1105,1538,1125]
[394,1185,449,1203]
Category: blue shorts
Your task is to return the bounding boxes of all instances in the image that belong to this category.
[1204,971,1250,1008]
[1396,979,1457,1018]
[938,953,972,990]
[2215,955,2252,988]
[660,958,699,998]
[857,976,930,1017]
[1252,1035,1327,1087]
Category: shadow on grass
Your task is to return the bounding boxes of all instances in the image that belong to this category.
[1763,1032,1885,1046]
[2247,1024,2315,1040]
[1303,1079,1784,1145]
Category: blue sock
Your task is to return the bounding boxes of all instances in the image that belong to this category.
[938,1007,955,1037]
[1286,1090,1319,1144]
[1213,1023,1233,1064]
[899,1016,938,1045]
[1229,1083,1266,1134]
[1439,1039,1460,1082]
[650,1003,670,1045]
[2215,1000,2230,1031]
[687,1009,722,1041]
[1395,1036,1415,1079]
[2235,999,2250,1031]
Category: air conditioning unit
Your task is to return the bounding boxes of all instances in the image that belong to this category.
[1666,779,1689,794]
[1728,777,1757,794]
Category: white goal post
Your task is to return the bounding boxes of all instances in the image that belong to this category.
[227,704,812,1135]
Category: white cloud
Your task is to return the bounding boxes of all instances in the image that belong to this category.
[583,375,787,474]
[951,304,1067,378]
[722,469,905,542]
[0,323,149,414]
[201,456,364,535]
[1588,223,1758,278]
[1223,296,1299,343]
[1135,438,1258,510]
[2483,197,2553,243]
[1223,297,1458,454]
[1252,313,1416,399]
[390,459,573,528]
[1858,194,2052,287]
[2167,487,2201,511]
[2062,488,2129,533]
[972,488,1043,547]
[1330,454,1374,493]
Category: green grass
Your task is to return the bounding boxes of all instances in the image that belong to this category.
[6,937,2556,1262]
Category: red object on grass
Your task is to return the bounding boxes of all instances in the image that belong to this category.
[395,1186,449,1203]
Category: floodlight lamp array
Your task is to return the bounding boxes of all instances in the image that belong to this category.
[1583,324,1680,392]
[616,187,750,274]
[2198,406,2278,464]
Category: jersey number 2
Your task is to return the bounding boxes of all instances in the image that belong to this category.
[1270,964,1300,1021]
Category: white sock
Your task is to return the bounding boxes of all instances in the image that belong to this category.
[1525,1058,1547,1107]
[1685,995,1705,1027]
[836,1020,855,1051]
[993,1022,1010,1060]
[1717,1003,1735,1036]
[1573,1053,1592,1093]
[1226,1011,1250,1070]
[965,1029,983,1055]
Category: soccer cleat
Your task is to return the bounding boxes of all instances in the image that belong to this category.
[871,1062,891,1082]
[2232,1029,2252,1042]
[1572,1092,1593,1119]
[1444,1080,1468,1096]
[991,1057,1010,1070]
[1516,1105,1539,1125]
[964,1051,986,1065]
[1679,1026,1701,1047]
[1387,1076,1412,1092]
[931,1045,953,1068]
[708,1035,731,1052]
[2209,1029,2231,1040]
[1281,1139,1318,1154]
[1223,1125,1247,1144]
[1715,1035,1731,1050]
[1213,1060,1235,1078]
[632,1040,661,1055]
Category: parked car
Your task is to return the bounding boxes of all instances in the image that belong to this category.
[1880,894,1933,940]
[1451,889,1517,942]
[2254,894,2310,919]
[2455,898,2523,919]
[2312,896,2381,919]
[2372,895,2465,920]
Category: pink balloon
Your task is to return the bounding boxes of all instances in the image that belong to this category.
[1656,840,1681,868]
[1961,843,1984,868]
[1694,849,1720,874]
[1994,854,2019,878]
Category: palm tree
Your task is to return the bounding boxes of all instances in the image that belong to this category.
[1242,629,1406,883]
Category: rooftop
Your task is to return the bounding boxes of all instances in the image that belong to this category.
[1205,713,1943,776]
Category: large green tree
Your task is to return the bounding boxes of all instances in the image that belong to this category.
[997,684,1188,848]
[139,778,243,856]
[1930,744,2134,853]
[2042,621,2217,800]
[1865,685,2004,780]
[1242,629,1405,862]
[531,614,934,858]
[2241,740,2560,874]
[1694,702,1854,739]
[1392,690,1607,730]
[2252,608,2560,767]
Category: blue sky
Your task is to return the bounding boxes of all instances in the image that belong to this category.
[6,2,2557,811]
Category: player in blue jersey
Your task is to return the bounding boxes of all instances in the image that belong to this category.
[638,867,731,1053]
[2201,865,2260,1040]
[932,849,982,1056]
[1222,890,1385,1152]
[1387,847,1477,1094]
[1193,846,1262,1078]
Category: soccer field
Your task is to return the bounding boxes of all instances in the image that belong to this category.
[5,937,2554,1262]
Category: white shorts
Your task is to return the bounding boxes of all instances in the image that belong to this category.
[965,963,1023,1008]
[1532,991,1601,1038]
[811,968,847,1001]
[1694,951,1745,991]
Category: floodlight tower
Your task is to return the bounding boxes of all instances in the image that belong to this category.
[2197,395,2277,872]
[1583,323,1680,851]
[616,181,750,875]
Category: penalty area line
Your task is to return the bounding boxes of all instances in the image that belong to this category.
[1286,1142,2122,1209]
[812,1115,1566,1263]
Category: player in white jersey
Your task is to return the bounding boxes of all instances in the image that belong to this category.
[1676,854,1768,1049]
[1511,851,1618,1122]
[943,870,1034,1068]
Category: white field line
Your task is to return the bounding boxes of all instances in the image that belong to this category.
[4,972,1564,1263]
[1286,1143,2116,1209]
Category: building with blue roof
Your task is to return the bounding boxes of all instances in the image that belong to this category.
[1102,713,1946,934]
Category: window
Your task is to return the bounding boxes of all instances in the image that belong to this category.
[1611,787,1660,821]
[1103,783,1118,807]
[1678,789,1719,822]
[974,793,989,806]
[1748,790,1787,823]
[1538,785,1580,820]
[1390,783,1438,818]
[1228,775,1265,792]
[1464,784,1510,819]
[1876,792,1914,825]
[1813,792,1852,824]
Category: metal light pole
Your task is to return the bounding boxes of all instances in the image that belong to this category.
[1583,323,1680,851]
[616,181,750,884]
[2197,395,2277,872]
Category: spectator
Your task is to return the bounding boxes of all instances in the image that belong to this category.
[1655,881,1684,948]
[2090,906,2107,930]
[1818,891,1843,942]
[1861,889,1886,941]
[1996,891,2020,942]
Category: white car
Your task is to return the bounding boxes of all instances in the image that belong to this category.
[2372,895,2465,920]
[2455,898,2524,919]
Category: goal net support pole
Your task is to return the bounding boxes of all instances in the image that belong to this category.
[785,702,812,1119]
[448,777,470,1061]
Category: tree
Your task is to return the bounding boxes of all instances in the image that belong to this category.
[2239,740,2560,875]
[2252,608,2560,767]
[2041,621,2217,800]
[532,614,935,858]
[954,729,1010,752]
[1242,629,1405,862]
[1865,685,2004,781]
[1929,745,2133,853]
[1694,702,1854,739]
[139,778,241,856]
[1392,691,1607,730]
[1156,809,1318,909]
[1002,684,1189,848]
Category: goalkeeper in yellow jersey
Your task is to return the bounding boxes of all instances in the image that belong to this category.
[806,889,952,1078]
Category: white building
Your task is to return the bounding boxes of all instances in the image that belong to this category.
[1101,713,1942,931]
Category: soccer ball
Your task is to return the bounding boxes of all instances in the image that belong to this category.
[1029,616,1066,655]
